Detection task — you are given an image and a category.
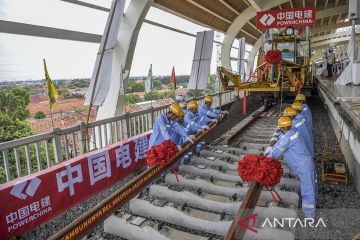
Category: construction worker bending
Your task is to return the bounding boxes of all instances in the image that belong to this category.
[183,100,211,155]
[292,102,314,157]
[199,95,229,120]
[295,94,312,131]
[184,101,210,134]
[281,107,314,158]
[175,94,187,113]
[149,103,194,149]
[265,117,316,218]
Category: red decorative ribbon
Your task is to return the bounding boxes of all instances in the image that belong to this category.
[265,50,282,65]
[146,140,180,182]
[246,63,270,82]
[237,155,283,187]
[146,140,178,166]
[297,78,302,94]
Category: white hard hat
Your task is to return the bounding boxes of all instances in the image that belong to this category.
[175,94,184,102]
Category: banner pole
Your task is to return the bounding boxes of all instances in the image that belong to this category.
[194,31,206,99]
[50,111,55,130]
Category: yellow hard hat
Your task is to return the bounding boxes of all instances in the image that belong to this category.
[187,100,199,110]
[204,95,213,103]
[292,101,303,111]
[295,94,306,101]
[169,103,184,117]
[278,117,292,128]
[282,107,297,117]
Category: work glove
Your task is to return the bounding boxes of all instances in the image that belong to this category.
[177,145,182,151]
[264,146,272,156]
[202,125,209,130]
[270,137,278,142]
[186,136,195,144]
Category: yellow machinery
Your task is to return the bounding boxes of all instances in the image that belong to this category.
[321,131,348,185]
[218,27,313,93]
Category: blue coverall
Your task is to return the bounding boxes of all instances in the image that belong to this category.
[199,104,223,119]
[301,103,314,152]
[199,112,216,126]
[182,105,189,115]
[171,120,191,146]
[184,111,214,132]
[149,114,191,170]
[293,112,314,158]
[184,111,204,135]
[184,111,209,154]
[149,114,188,148]
[302,103,313,131]
[268,130,316,218]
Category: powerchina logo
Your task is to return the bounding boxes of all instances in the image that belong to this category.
[10,177,42,200]
[259,14,276,27]
[238,213,327,233]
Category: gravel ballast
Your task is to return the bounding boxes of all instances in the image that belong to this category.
[22,96,263,240]
[22,93,360,240]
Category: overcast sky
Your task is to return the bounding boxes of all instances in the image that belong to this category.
[0,0,247,81]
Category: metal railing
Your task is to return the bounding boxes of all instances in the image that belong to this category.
[0,90,237,183]
[332,59,349,78]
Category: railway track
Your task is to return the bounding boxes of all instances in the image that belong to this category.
[102,105,300,240]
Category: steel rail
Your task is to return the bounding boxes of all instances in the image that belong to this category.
[49,103,272,240]
[224,103,280,240]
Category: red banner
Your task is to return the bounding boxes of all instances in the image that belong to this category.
[0,132,151,239]
[256,7,316,30]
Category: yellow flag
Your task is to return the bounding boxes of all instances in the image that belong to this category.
[43,59,58,112]
[207,74,211,84]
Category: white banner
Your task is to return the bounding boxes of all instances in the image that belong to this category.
[188,30,214,90]
[145,64,152,93]
[238,37,246,82]
[335,24,356,85]
[85,0,125,106]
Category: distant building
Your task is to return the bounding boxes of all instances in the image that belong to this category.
[125,104,144,113]
[136,98,174,110]
[68,88,88,96]
[30,95,47,103]
[175,86,188,96]
[29,97,175,133]
[131,92,145,98]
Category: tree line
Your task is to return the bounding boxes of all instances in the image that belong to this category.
[0,88,54,183]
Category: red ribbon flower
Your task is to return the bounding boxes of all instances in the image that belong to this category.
[237,155,283,187]
[146,140,178,167]
[265,50,282,65]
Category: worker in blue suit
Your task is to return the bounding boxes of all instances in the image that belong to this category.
[280,107,314,158]
[175,94,188,113]
[199,95,228,119]
[292,102,314,157]
[149,103,194,149]
[184,101,210,134]
[175,94,184,104]
[295,94,312,131]
[265,117,316,218]
[183,100,210,157]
